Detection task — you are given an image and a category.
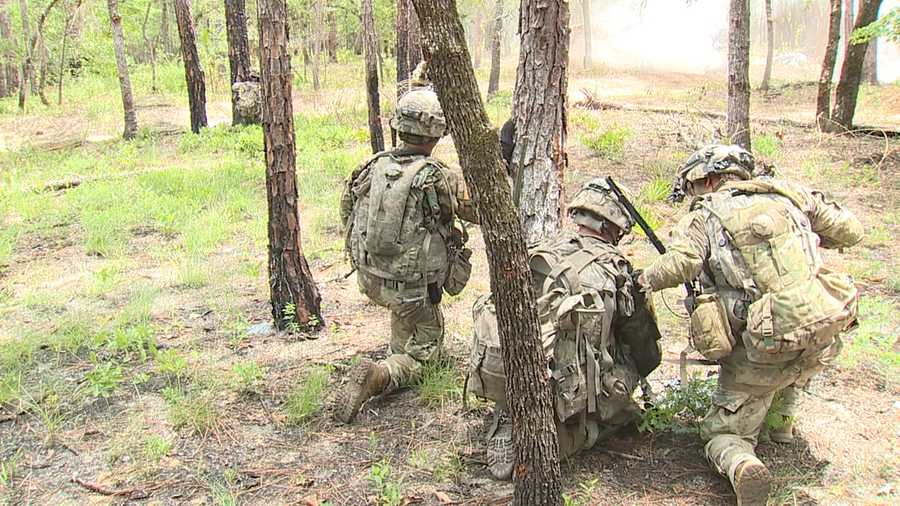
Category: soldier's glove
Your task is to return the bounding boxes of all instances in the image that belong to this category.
[631,270,651,294]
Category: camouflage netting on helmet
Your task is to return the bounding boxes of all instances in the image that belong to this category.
[669,144,755,202]
[568,178,635,234]
[232,80,261,123]
[390,89,447,139]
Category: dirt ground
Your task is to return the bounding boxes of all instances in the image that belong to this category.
[1,67,899,506]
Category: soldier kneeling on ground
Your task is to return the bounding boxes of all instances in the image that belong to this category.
[467,178,663,480]
[636,144,863,506]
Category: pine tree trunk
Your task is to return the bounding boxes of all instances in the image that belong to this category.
[396,0,410,96]
[174,0,207,133]
[817,0,842,131]
[486,0,502,98]
[410,1,562,503]
[472,12,483,68]
[29,0,59,106]
[581,0,592,69]
[161,0,173,55]
[726,0,751,150]
[106,0,138,139]
[862,40,877,85]
[760,0,774,91]
[0,0,10,97]
[362,0,384,153]
[141,0,158,93]
[511,0,568,243]
[831,0,883,129]
[408,3,422,66]
[327,11,338,63]
[258,0,324,332]
[311,0,323,91]
[17,0,31,110]
[225,0,255,125]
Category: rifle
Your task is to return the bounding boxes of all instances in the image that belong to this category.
[604,177,697,308]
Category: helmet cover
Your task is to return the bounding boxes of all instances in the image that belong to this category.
[568,178,635,235]
[390,89,447,139]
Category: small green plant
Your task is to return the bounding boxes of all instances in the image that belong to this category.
[232,360,265,395]
[640,376,717,433]
[368,460,403,506]
[162,385,221,435]
[432,450,462,482]
[142,434,172,464]
[367,431,381,452]
[580,126,631,160]
[638,177,671,203]
[281,303,302,333]
[156,349,189,381]
[85,361,124,399]
[406,448,429,469]
[283,365,332,425]
[0,451,21,488]
[753,134,782,159]
[563,478,599,506]
[415,358,462,408]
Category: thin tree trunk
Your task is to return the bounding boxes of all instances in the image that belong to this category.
[472,12,483,68]
[225,0,254,125]
[862,40,877,85]
[410,1,563,503]
[327,11,338,63]
[362,0,384,153]
[760,0,774,91]
[0,0,10,97]
[408,2,422,67]
[487,0,502,98]
[257,0,324,332]
[832,0,883,129]
[581,0,592,69]
[817,0,842,131]
[174,0,207,133]
[311,0,323,91]
[141,0,158,93]
[161,0,173,55]
[726,0,751,150]
[36,38,48,105]
[29,0,59,106]
[17,0,31,110]
[106,0,138,139]
[511,0,569,243]
[57,0,81,105]
[396,0,410,96]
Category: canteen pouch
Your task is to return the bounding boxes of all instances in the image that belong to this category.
[690,293,735,361]
[443,246,473,296]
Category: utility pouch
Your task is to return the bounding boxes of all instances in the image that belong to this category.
[428,282,443,304]
[689,293,735,361]
[443,247,473,296]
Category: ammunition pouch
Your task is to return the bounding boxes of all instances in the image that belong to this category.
[689,293,735,361]
[443,246,472,296]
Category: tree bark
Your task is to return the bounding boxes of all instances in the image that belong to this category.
[817,0,842,131]
[486,0,502,98]
[410,1,562,503]
[362,0,384,153]
[17,0,31,110]
[57,0,82,105]
[174,0,207,133]
[760,0,774,91]
[327,10,338,63]
[862,39,877,85]
[29,0,59,106]
[472,11,483,68]
[726,0,751,150]
[225,0,255,125]
[581,0,592,69]
[311,0,324,91]
[511,0,569,243]
[831,0,883,129]
[0,0,10,97]
[396,0,423,97]
[106,0,138,139]
[161,0,173,55]
[257,0,324,332]
[141,0,159,93]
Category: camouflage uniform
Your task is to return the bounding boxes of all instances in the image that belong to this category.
[640,145,863,504]
[335,90,477,423]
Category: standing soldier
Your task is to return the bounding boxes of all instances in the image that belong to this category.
[636,144,863,506]
[468,179,662,480]
[335,89,477,423]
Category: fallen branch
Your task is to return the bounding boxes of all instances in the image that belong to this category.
[70,477,149,500]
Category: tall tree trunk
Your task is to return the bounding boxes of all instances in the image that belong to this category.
[408,3,422,67]
[141,0,159,93]
[362,0,384,153]
[511,0,569,243]
[257,0,324,332]
[760,0,774,91]
[831,0,883,129]
[106,0,138,139]
[726,0,751,150]
[581,0,592,69]
[17,0,31,110]
[29,0,59,106]
[225,0,254,125]
[862,40,877,85]
[327,11,338,63]
[410,1,563,504]
[396,0,411,96]
[311,0,323,91]
[161,0,173,55]
[174,0,207,133]
[817,0,842,131]
[486,0,502,98]
[0,0,10,97]
[472,12,483,68]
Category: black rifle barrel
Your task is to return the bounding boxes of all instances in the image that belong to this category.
[605,177,667,254]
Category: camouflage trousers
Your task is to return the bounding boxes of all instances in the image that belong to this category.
[357,271,445,390]
[700,339,842,484]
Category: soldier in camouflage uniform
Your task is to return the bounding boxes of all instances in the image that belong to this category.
[636,144,863,506]
[335,89,477,424]
[474,179,662,480]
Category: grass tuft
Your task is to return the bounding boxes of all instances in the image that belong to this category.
[415,358,462,408]
[283,365,333,425]
[580,126,631,160]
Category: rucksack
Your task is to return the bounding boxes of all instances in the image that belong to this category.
[697,180,859,362]
[345,151,451,283]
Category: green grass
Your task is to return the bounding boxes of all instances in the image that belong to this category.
[156,349,189,382]
[368,459,404,506]
[85,361,125,399]
[231,360,266,395]
[580,126,631,160]
[283,365,333,425]
[839,295,900,378]
[640,376,717,433]
[752,133,782,159]
[415,358,463,408]
[162,385,221,435]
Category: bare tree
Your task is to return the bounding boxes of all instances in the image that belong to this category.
[257,0,324,332]
[396,0,423,96]
[17,0,31,110]
[29,0,59,105]
[726,0,751,150]
[486,0,502,98]
[511,0,569,243]
[161,0,173,55]
[106,0,138,139]
[0,0,12,97]
[817,0,842,131]
[311,0,324,91]
[225,0,255,125]
[760,0,774,91]
[327,10,338,63]
[57,0,83,104]
[411,0,563,503]
[362,0,384,152]
[141,0,160,93]
[582,0,592,69]
[174,0,207,133]
[831,0,883,129]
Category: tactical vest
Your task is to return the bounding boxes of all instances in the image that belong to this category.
[467,232,660,423]
[695,181,858,363]
[345,151,453,284]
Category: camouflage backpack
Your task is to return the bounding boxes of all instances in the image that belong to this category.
[466,232,657,423]
[345,151,453,284]
[696,179,859,363]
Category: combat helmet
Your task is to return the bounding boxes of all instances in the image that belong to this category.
[568,178,635,243]
[390,89,447,139]
[670,144,754,201]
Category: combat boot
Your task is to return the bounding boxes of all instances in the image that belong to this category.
[486,410,514,480]
[334,359,390,423]
[769,417,794,444]
[732,457,771,506]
